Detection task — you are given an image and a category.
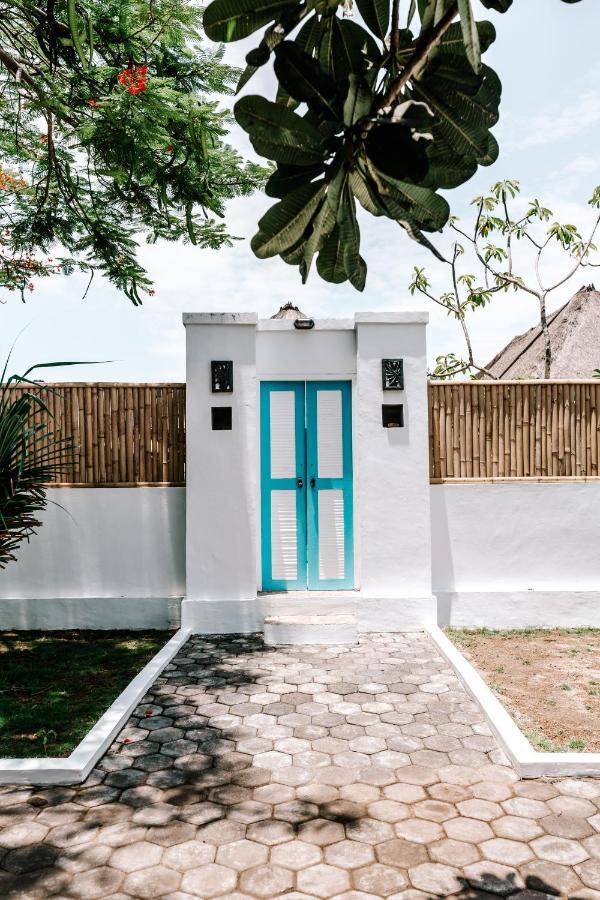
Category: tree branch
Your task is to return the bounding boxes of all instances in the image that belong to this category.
[547,213,600,292]
[378,1,458,114]
[389,0,401,54]
[0,46,75,124]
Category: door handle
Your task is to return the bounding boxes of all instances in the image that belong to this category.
[310,477,316,488]
[297,478,303,488]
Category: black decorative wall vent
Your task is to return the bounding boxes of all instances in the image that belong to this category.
[382,404,404,428]
[212,407,232,430]
[211,360,233,393]
[382,359,404,391]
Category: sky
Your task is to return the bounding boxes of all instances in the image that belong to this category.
[2,0,600,381]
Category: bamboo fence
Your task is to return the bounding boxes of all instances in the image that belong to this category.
[10,379,600,486]
[429,380,600,481]
[8,383,186,485]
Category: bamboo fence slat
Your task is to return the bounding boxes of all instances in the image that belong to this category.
[428,381,600,481]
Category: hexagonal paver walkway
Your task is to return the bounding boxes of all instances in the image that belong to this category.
[2,633,600,899]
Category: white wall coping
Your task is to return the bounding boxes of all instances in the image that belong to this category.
[427,625,600,778]
[355,311,429,324]
[0,628,191,786]
[182,311,429,327]
[257,319,355,331]
[183,313,258,325]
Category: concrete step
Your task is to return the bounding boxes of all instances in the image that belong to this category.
[263,614,358,646]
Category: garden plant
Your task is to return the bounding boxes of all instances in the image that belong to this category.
[0,359,83,567]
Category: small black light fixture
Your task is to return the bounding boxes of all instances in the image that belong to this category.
[382,404,404,428]
[212,406,232,430]
[294,317,315,330]
[382,358,404,390]
[211,360,233,393]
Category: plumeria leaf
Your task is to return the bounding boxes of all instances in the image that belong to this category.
[235,95,327,165]
[355,0,390,39]
[274,42,342,120]
[251,180,325,257]
[203,0,295,42]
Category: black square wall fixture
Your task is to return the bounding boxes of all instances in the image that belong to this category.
[212,406,232,430]
[382,404,404,428]
[382,358,404,390]
[211,360,233,393]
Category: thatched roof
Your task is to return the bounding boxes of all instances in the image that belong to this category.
[271,302,309,320]
[483,285,600,379]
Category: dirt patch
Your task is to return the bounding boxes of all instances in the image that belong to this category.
[446,628,600,752]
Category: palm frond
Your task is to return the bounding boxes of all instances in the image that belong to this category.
[0,364,79,568]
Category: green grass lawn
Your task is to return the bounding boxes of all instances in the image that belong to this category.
[0,630,171,758]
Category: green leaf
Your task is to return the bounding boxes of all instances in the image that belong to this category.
[410,60,500,164]
[273,13,324,106]
[356,162,445,260]
[237,62,259,93]
[418,0,454,32]
[67,0,89,71]
[480,132,499,167]
[479,0,512,10]
[316,225,348,283]
[319,18,381,88]
[236,6,314,92]
[235,95,327,165]
[203,0,295,42]
[376,169,450,231]
[397,217,447,260]
[457,0,481,72]
[338,187,365,290]
[281,236,308,265]
[349,167,385,217]
[301,199,336,282]
[351,255,367,291]
[354,0,390,39]
[421,137,478,189]
[437,20,496,57]
[274,42,342,120]
[266,163,325,198]
[251,181,324,258]
[301,167,347,279]
[343,76,373,127]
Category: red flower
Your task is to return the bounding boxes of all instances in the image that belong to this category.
[118,65,148,95]
[148,289,156,296]
[89,99,98,108]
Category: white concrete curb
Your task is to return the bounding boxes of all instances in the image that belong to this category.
[0,628,191,786]
[427,625,600,779]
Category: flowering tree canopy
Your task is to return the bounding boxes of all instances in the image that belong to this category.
[203,0,583,291]
[0,0,266,302]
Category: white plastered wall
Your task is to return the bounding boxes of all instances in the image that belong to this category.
[0,487,185,629]
[182,314,260,633]
[182,310,436,633]
[355,313,436,630]
[432,481,600,627]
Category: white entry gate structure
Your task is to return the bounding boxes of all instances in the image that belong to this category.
[183,311,436,635]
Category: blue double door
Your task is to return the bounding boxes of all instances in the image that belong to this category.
[260,381,354,591]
